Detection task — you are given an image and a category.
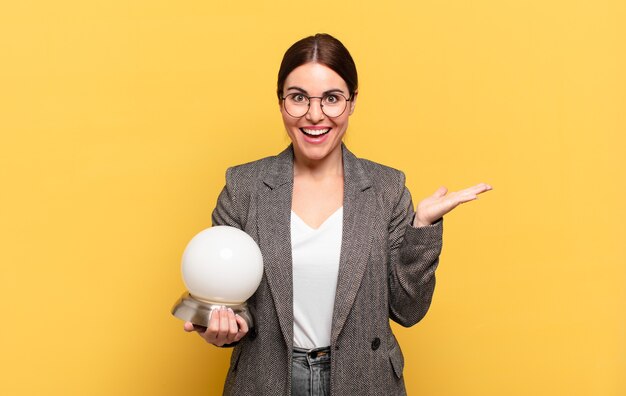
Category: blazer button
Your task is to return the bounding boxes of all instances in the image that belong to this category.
[371,337,381,351]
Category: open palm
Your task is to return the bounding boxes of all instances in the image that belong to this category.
[414,183,493,227]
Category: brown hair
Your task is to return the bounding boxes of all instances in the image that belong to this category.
[277,33,358,101]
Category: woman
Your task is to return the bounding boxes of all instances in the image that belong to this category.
[184,33,492,395]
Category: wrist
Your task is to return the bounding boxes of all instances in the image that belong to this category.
[412,215,431,228]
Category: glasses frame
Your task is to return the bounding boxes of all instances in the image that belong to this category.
[280,92,353,118]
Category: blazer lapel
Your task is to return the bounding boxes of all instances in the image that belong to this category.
[256,145,294,348]
[256,143,375,348]
[331,144,375,345]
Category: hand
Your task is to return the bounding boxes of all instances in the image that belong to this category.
[183,306,249,346]
[413,183,493,227]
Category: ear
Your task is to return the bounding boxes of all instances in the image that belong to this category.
[348,91,358,115]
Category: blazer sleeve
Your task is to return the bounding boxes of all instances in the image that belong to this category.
[210,167,248,348]
[211,167,243,229]
[387,171,443,327]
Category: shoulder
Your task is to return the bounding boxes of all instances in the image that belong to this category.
[226,156,274,182]
[213,152,284,228]
[354,153,407,193]
[359,157,405,183]
[223,147,288,186]
[351,152,408,209]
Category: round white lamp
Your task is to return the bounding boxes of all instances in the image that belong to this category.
[171,226,263,328]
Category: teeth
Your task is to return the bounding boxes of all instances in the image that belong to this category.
[302,128,330,136]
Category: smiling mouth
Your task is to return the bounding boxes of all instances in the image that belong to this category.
[300,128,331,137]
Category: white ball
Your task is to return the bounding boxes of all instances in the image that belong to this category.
[182,226,263,304]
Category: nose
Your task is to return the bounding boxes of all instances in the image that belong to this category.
[305,97,325,122]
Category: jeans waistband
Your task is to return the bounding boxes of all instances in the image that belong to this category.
[293,346,331,360]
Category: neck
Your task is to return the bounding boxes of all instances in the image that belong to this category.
[293,144,344,180]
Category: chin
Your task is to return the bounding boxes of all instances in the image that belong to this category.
[295,140,340,160]
[296,146,326,160]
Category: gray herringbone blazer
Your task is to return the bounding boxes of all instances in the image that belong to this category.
[211,143,443,395]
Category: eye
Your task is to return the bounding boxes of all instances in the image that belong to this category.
[324,94,339,104]
[290,93,307,103]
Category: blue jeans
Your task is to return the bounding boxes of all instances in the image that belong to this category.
[291,346,331,396]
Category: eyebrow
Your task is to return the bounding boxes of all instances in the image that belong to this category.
[285,86,346,95]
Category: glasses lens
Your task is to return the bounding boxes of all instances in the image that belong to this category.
[284,93,309,118]
[321,94,347,117]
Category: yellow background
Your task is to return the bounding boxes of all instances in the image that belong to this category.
[1,0,624,395]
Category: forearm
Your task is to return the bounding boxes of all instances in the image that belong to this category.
[388,219,443,327]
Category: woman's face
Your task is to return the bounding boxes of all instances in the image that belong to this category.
[280,62,357,164]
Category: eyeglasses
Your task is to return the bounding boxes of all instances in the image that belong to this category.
[281,92,352,118]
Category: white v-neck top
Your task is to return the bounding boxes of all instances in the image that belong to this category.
[291,207,343,349]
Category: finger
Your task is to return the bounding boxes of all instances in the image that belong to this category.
[217,306,230,340]
[227,308,238,342]
[207,307,220,333]
[234,314,249,342]
[442,187,476,203]
[184,320,208,333]
[465,183,493,196]
[451,186,485,203]
[456,193,478,204]
[432,186,448,198]
[204,307,221,343]
[183,321,195,332]
[235,314,249,333]
[461,184,492,203]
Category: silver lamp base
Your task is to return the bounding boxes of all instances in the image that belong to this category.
[171,292,253,328]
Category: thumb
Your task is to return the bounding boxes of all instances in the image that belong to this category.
[183,321,195,332]
[433,186,448,198]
